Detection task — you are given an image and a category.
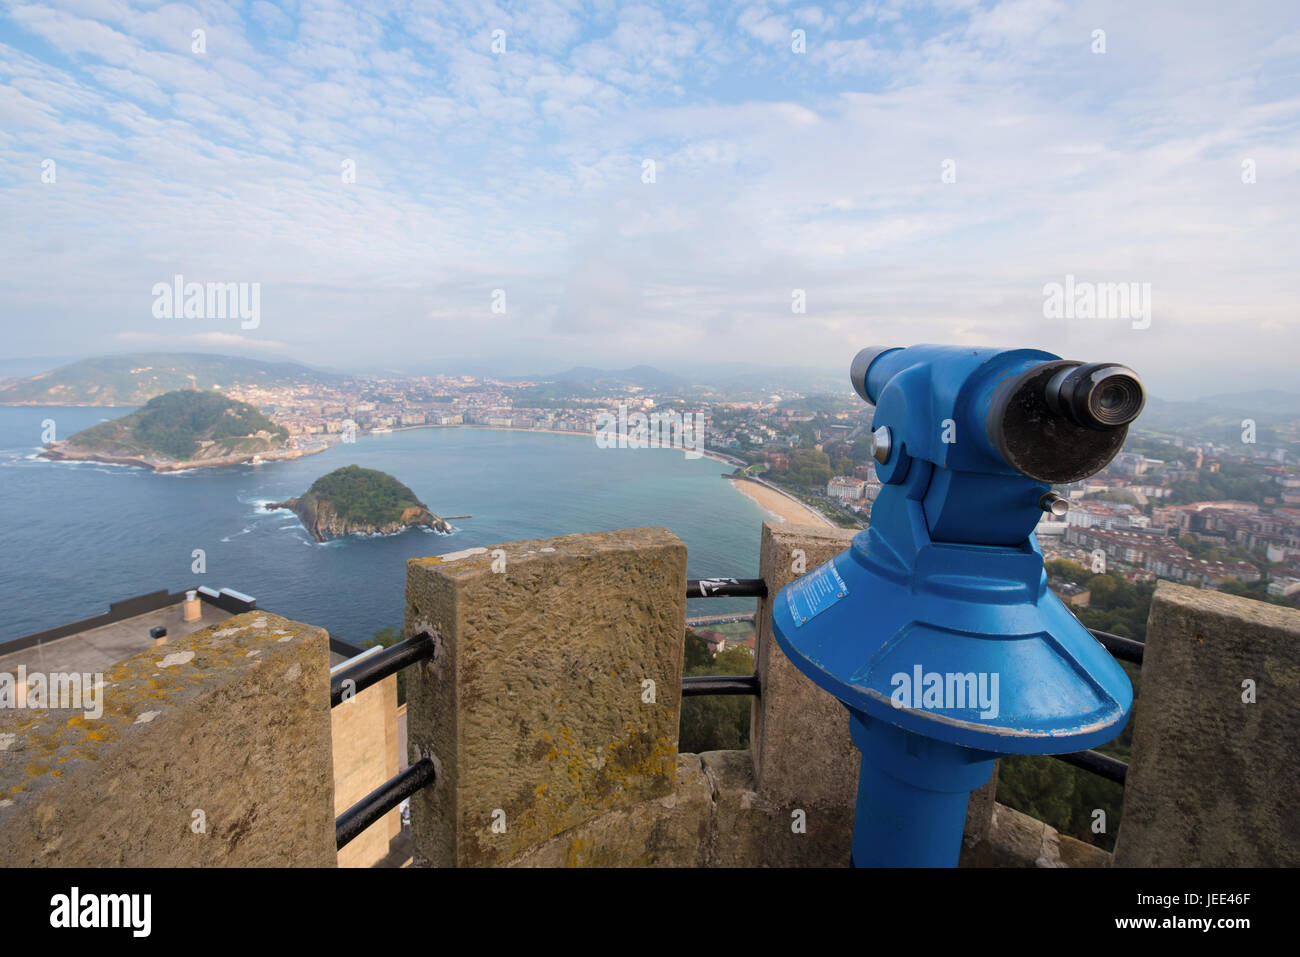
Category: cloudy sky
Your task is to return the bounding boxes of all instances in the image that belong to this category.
[1,0,1297,398]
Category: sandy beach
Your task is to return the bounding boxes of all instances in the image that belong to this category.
[729,478,833,527]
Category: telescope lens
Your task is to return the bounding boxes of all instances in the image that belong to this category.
[1044,362,1145,431]
[1085,368,1144,427]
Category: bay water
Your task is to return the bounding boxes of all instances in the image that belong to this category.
[0,406,767,645]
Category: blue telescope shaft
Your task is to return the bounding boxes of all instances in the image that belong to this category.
[850,713,996,867]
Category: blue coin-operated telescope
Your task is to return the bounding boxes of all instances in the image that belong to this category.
[772,345,1145,867]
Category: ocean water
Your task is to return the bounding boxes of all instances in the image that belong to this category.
[0,406,767,645]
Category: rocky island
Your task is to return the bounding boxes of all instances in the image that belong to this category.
[39,388,323,471]
[268,465,454,542]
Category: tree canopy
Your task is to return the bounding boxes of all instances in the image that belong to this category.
[306,465,428,525]
[68,388,286,459]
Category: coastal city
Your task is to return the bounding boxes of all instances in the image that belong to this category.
[3,0,1296,903]
[214,366,1300,616]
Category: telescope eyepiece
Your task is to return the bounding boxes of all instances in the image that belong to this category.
[850,346,896,404]
[1044,363,1145,431]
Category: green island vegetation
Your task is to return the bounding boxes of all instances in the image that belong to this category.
[303,465,428,526]
[64,388,287,460]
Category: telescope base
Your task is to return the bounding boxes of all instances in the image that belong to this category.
[849,711,996,868]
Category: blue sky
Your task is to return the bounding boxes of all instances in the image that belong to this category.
[1,1,1298,398]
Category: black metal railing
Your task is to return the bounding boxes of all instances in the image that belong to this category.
[1088,628,1145,665]
[687,578,768,599]
[331,632,437,849]
[1053,747,1128,784]
[684,578,1141,786]
[330,631,435,707]
[331,573,1141,849]
[683,674,761,696]
[336,758,437,850]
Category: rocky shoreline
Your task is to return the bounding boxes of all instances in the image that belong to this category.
[39,440,330,472]
[267,495,452,542]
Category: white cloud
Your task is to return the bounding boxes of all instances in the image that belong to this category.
[0,0,1296,397]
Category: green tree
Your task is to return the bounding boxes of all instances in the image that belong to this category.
[682,629,713,671]
[678,632,754,753]
[1045,559,1090,582]
[783,449,832,488]
[307,465,428,525]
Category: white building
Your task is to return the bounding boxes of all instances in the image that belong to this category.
[828,476,867,501]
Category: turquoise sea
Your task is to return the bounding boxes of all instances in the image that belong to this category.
[0,406,767,645]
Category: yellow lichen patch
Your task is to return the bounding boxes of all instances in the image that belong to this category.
[565,836,597,867]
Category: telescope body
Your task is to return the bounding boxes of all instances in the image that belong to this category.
[772,345,1138,867]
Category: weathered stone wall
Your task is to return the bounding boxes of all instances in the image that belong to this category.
[333,672,400,867]
[962,800,1112,868]
[403,521,1111,868]
[0,613,336,867]
[1114,582,1300,867]
[507,750,1099,868]
[405,528,687,867]
[509,750,851,867]
[751,521,861,810]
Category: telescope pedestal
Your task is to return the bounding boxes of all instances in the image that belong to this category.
[772,521,1133,868]
[849,712,995,867]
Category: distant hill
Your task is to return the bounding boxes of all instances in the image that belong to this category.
[42,389,293,468]
[1198,390,1300,417]
[0,353,343,406]
[0,356,81,379]
[268,465,452,542]
[1132,392,1300,433]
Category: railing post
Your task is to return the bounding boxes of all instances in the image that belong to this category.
[1114,582,1300,866]
[750,520,860,854]
[404,528,687,867]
